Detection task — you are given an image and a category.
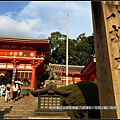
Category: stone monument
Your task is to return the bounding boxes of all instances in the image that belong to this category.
[92,1,120,118]
[29,66,71,119]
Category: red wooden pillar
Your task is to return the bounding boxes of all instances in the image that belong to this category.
[71,74,74,84]
[35,73,38,90]
[30,66,36,90]
[35,61,44,90]
[94,73,97,82]
[30,60,43,96]
[30,65,36,97]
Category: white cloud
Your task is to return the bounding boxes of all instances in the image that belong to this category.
[0,1,93,39]
[0,15,45,37]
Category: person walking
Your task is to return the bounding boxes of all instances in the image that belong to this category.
[5,83,11,102]
[1,83,5,96]
[12,83,18,102]
[0,83,5,96]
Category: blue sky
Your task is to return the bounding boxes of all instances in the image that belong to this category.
[0,1,93,39]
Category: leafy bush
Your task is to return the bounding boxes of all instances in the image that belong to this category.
[59,81,100,118]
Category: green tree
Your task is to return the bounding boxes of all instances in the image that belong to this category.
[76,33,95,65]
[50,32,94,66]
[51,31,66,64]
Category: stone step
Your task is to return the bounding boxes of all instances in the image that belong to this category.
[0,110,11,113]
[0,101,38,103]
[0,96,38,100]
[3,113,33,118]
[3,114,29,119]
[0,106,13,108]
[10,102,38,104]
[0,108,13,112]
[0,112,35,115]
[0,99,38,101]
[12,105,38,109]
[28,116,71,119]
[0,96,39,118]
[11,109,37,112]
[12,104,37,107]
[0,99,38,102]
[0,105,37,109]
[2,101,38,103]
[0,107,37,111]
[0,102,38,104]
[0,104,37,107]
[0,111,11,115]
[0,101,38,104]
[11,108,35,111]
[9,110,34,114]
[1,105,37,108]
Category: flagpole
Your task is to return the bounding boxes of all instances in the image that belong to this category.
[66,13,68,86]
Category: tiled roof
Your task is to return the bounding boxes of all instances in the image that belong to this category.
[49,64,85,72]
[0,36,50,43]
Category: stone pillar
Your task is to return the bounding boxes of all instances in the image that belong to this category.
[91,1,120,118]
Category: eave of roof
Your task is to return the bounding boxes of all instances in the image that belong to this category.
[0,36,51,43]
[49,63,85,72]
[81,57,96,73]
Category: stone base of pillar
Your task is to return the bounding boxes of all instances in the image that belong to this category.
[44,80,62,88]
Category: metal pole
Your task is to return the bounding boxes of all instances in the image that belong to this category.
[66,13,68,86]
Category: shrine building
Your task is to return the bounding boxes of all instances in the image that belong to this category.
[49,57,97,85]
[0,36,51,96]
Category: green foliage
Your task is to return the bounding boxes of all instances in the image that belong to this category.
[44,64,48,70]
[59,81,100,119]
[50,31,95,65]
[0,78,12,85]
[51,31,66,64]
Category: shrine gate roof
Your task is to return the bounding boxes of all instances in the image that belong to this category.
[0,36,50,43]
[49,64,85,72]
[0,36,51,64]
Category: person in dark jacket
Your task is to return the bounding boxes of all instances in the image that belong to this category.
[12,83,18,102]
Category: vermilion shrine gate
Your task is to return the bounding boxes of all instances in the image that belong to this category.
[0,36,51,96]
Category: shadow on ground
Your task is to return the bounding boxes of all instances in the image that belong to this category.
[0,106,13,119]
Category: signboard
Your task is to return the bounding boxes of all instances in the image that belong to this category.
[40,95,61,109]
[23,52,30,57]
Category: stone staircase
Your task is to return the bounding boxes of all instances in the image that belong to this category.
[0,96,38,119]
